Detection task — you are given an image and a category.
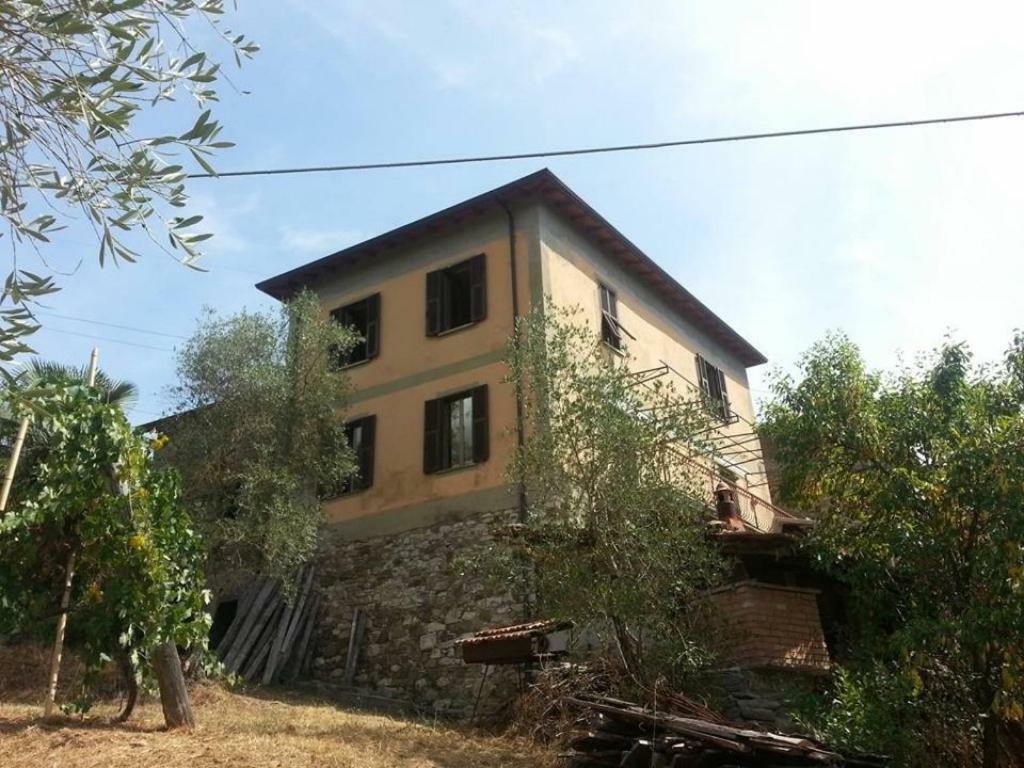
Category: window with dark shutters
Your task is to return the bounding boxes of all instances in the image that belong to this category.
[425,254,487,336]
[423,385,489,473]
[599,283,634,350]
[695,354,732,421]
[331,293,380,367]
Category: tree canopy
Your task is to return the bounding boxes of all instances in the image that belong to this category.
[0,0,255,362]
[0,372,208,719]
[484,304,726,685]
[161,292,360,584]
[760,332,1024,766]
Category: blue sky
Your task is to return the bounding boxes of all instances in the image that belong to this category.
[25,1,1024,422]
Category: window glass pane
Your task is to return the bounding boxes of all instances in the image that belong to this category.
[447,395,474,466]
[444,264,473,329]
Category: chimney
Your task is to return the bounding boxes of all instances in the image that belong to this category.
[715,483,745,532]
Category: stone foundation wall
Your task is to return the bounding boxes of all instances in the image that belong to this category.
[312,509,523,717]
[701,667,820,731]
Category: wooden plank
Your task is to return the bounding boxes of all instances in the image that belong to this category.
[275,571,316,684]
[221,577,276,668]
[262,584,298,684]
[272,565,316,683]
[242,602,284,681]
[216,576,263,657]
[296,594,321,678]
[224,581,280,674]
[343,607,366,685]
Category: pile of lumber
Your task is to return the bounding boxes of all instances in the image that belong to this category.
[564,693,887,767]
[213,565,320,685]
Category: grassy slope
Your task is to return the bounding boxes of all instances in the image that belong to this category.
[0,647,553,768]
[0,686,554,768]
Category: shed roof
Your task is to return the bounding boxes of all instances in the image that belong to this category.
[256,169,767,367]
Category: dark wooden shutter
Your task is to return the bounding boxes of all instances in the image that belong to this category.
[365,293,380,359]
[471,385,489,464]
[695,354,710,397]
[469,254,487,324]
[359,415,376,488]
[426,270,442,336]
[423,398,441,473]
[717,368,730,420]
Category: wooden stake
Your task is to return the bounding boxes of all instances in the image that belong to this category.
[0,415,29,513]
[44,547,77,717]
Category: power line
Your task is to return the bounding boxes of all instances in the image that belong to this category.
[35,310,189,340]
[186,109,1024,179]
[39,326,175,353]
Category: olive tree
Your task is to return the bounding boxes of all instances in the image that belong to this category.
[760,332,1024,767]
[488,304,726,686]
[0,1,256,362]
[162,291,360,585]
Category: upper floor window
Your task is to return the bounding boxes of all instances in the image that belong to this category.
[331,293,380,367]
[423,385,489,473]
[599,283,634,351]
[695,354,732,421]
[340,414,376,494]
[426,254,486,336]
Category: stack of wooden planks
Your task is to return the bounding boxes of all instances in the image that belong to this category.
[213,565,320,685]
[564,693,887,767]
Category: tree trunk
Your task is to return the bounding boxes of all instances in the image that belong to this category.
[114,652,138,723]
[982,712,1005,768]
[152,641,194,729]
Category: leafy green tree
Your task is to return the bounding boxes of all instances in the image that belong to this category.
[760,332,1024,767]
[491,304,726,685]
[161,291,360,585]
[0,0,256,362]
[0,375,209,724]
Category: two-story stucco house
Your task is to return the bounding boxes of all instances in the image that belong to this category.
[255,168,803,714]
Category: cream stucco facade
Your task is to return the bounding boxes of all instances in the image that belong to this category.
[259,169,777,539]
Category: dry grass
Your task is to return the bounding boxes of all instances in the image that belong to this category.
[0,649,554,768]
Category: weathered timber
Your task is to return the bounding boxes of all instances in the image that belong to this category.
[216,576,263,656]
[273,565,315,682]
[223,580,279,674]
[343,607,366,685]
[297,594,321,678]
[242,602,284,681]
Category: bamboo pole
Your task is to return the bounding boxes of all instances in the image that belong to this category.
[86,347,99,386]
[44,548,77,717]
[0,415,29,513]
[43,346,99,717]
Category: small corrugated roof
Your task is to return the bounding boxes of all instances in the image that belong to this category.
[256,169,767,367]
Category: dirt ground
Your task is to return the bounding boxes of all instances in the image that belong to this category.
[0,648,553,768]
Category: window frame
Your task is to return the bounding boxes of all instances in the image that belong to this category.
[331,293,381,368]
[337,414,376,496]
[426,254,487,336]
[423,385,489,474]
[695,353,734,422]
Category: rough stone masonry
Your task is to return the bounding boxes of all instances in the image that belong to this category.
[312,509,523,717]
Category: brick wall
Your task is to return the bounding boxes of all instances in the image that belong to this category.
[706,581,830,672]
